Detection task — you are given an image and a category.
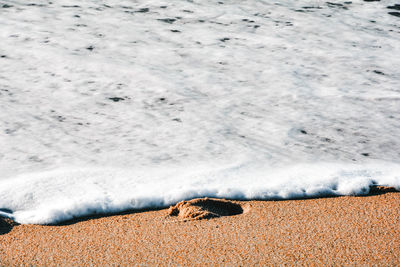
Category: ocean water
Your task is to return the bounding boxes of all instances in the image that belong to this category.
[0,0,399,224]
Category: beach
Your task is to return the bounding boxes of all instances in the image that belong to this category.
[1,0,400,265]
[1,0,400,225]
[1,188,399,266]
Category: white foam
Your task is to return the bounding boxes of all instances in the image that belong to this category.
[0,162,399,224]
[1,0,400,224]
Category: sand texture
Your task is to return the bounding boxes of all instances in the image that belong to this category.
[1,191,399,266]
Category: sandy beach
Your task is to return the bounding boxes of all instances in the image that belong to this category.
[1,188,399,266]
[1,1,400,266]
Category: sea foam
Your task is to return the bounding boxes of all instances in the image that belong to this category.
[1,0,400,225]
[0,162,399,224]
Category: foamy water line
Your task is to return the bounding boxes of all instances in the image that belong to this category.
[0,162,399,224]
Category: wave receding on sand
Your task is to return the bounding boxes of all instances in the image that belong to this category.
[0,161,399,224]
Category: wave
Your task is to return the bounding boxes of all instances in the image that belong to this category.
[0,161,399,224]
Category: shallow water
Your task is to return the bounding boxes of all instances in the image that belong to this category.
[0,0,399,224]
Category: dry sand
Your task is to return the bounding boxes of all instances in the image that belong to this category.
[1,188,399,266]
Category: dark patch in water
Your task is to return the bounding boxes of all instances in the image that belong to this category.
[56,115,66,122]
[62,5,81,8]
[387,4,400,10]
[27,3,47,6]
[373,70,385,75]
[158,18,176,24]
[331,184,338,191]
[5,129,14,134]
[0,208,12,214]
[0,218,15,235]
[302,6,323,9]
[388,12,400,17]
[137,8,149,13]
[109,97,125,102]
[326,2,348,9]
[369,185,399,195]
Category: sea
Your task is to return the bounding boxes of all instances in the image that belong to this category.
[0,0,399,224]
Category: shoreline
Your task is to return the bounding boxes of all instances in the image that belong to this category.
[1,188,399,265]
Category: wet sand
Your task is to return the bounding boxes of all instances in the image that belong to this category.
[1,190,399,266]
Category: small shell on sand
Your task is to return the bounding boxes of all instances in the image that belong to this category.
[167,198,245,221]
